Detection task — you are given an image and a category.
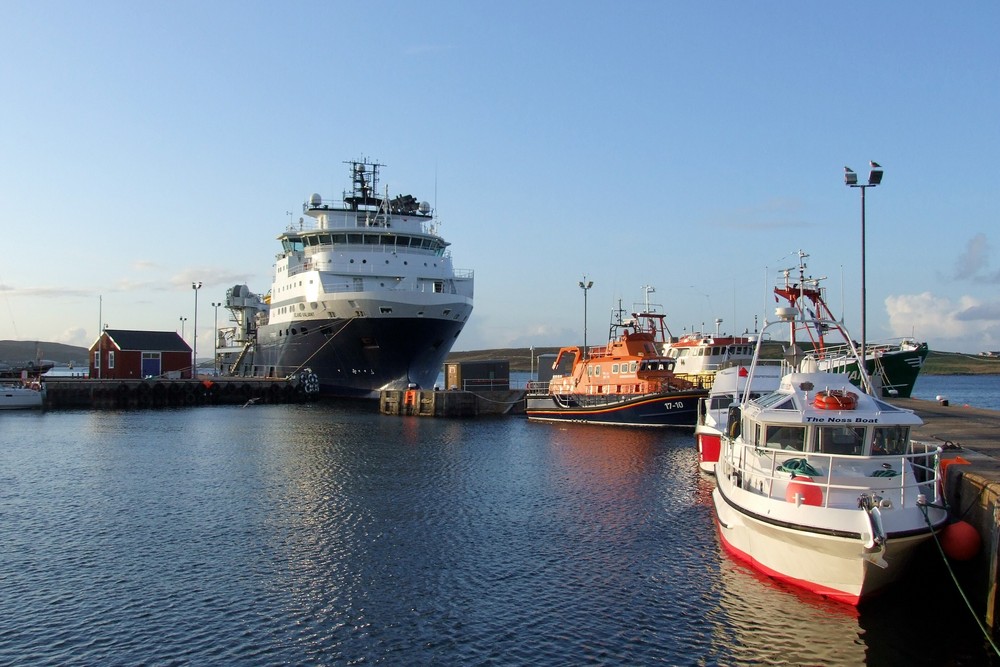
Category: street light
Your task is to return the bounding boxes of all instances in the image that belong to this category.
[211,301,221,376]
[844,161,883,362]
[578,276,593,357]
[192,281,202,378]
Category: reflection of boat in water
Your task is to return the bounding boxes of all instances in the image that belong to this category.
[712,298,948,605]
[1,380,45,409]
[694,363,781,474]
[775,251,928,397]
[216,159,474,398]
[526,307,706,427]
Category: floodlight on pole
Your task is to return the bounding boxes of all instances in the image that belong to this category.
[844,161,883,364]
[192,281,202,378]
[578,277,593,356]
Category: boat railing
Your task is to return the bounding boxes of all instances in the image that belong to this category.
[722,439,942,509]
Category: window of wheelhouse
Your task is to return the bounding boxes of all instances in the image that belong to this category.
[761,424,805,451]
[872,425,910,455]
[817,426,864,455]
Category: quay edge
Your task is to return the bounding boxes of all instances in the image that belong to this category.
[890,397,1000,636]
[42,376,319,409]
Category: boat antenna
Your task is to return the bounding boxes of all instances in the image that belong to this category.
[641,285,655,312]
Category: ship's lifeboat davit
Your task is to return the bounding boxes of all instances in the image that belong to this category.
[813,389,858,410]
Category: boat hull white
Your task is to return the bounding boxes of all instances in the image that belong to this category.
[0,385,44,409]
[713,481,937,604]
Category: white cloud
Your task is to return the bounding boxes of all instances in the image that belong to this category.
[885,292,1000,352]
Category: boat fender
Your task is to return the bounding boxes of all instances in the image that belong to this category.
[726,406,741,438]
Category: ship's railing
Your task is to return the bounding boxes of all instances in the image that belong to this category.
[719,439,942,509]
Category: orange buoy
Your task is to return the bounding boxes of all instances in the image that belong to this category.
[941,520,981,561]
[813,389,858,410]
[785,475,823,506]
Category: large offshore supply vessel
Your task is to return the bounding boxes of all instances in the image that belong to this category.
[218,159,474,398]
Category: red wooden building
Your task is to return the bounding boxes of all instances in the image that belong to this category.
[89,329,193,379]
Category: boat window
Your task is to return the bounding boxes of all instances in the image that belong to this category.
[612,363,620,373]
[872,426,910,456]
[630,362,637,372]
[817,426,865,455]
[332,233,347,244]
[755,393,794,409]
[764,425,806,451]
[709,396,734,410]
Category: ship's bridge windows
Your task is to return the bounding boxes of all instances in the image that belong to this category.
[282,237,304,253]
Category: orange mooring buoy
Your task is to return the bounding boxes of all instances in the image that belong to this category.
[941,520,981,561]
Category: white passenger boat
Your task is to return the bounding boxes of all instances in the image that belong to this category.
[0,381,44,409]
[712,303,948,605]
[694,363,781,473]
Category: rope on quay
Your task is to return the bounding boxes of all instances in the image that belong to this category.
[919,502,1000,657]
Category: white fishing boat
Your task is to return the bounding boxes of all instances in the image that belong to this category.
[0,380,44,409]
[694,363,781,473]
[216,159,475,398]
[774,251,928,397]
[663,323,758,390]
[712,301,948,604]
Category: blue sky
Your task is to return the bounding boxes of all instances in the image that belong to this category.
[2,2,998,356]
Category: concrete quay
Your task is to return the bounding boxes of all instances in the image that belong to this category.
[42,376,317,409]
[890,397,1000,633]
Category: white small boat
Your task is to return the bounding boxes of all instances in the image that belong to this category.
[0,381,45,409]
[694,363,781,473]
[712,303,948,605]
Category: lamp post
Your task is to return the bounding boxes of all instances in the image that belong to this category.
[192,281,202,378]
[211,301,221,376]
[578,276,593,357]
[844,161,883,362]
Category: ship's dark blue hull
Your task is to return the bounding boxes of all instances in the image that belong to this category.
[525,389,706,427]
[251,317,465,399]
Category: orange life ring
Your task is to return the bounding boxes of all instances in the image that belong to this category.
[813,389,858,410]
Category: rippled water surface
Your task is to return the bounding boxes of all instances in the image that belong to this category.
[0,404,993,665]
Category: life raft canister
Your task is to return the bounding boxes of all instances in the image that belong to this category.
[812,389,858,410]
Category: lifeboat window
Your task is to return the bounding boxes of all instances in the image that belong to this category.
[818,426,865,455]
[871,426,910,456]
[594,365,601,376]
[612,363,620,373]
[764,425,805,451]
[629,362,637,372]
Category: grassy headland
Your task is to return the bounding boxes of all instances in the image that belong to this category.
[446,347,1000,375]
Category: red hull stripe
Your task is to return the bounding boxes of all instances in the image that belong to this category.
[714,521,861,606]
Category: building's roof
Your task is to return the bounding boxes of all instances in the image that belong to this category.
[103,329,191,352]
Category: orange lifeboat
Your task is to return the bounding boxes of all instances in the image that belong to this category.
[813,389,858,410]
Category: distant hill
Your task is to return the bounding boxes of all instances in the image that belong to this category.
[3,340,997,375]
[0,340,90,365]
[447,347,1000,375]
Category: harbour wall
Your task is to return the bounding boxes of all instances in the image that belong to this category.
[42,377,317,409]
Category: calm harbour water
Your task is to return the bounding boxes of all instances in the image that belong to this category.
[1,384,996,666]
